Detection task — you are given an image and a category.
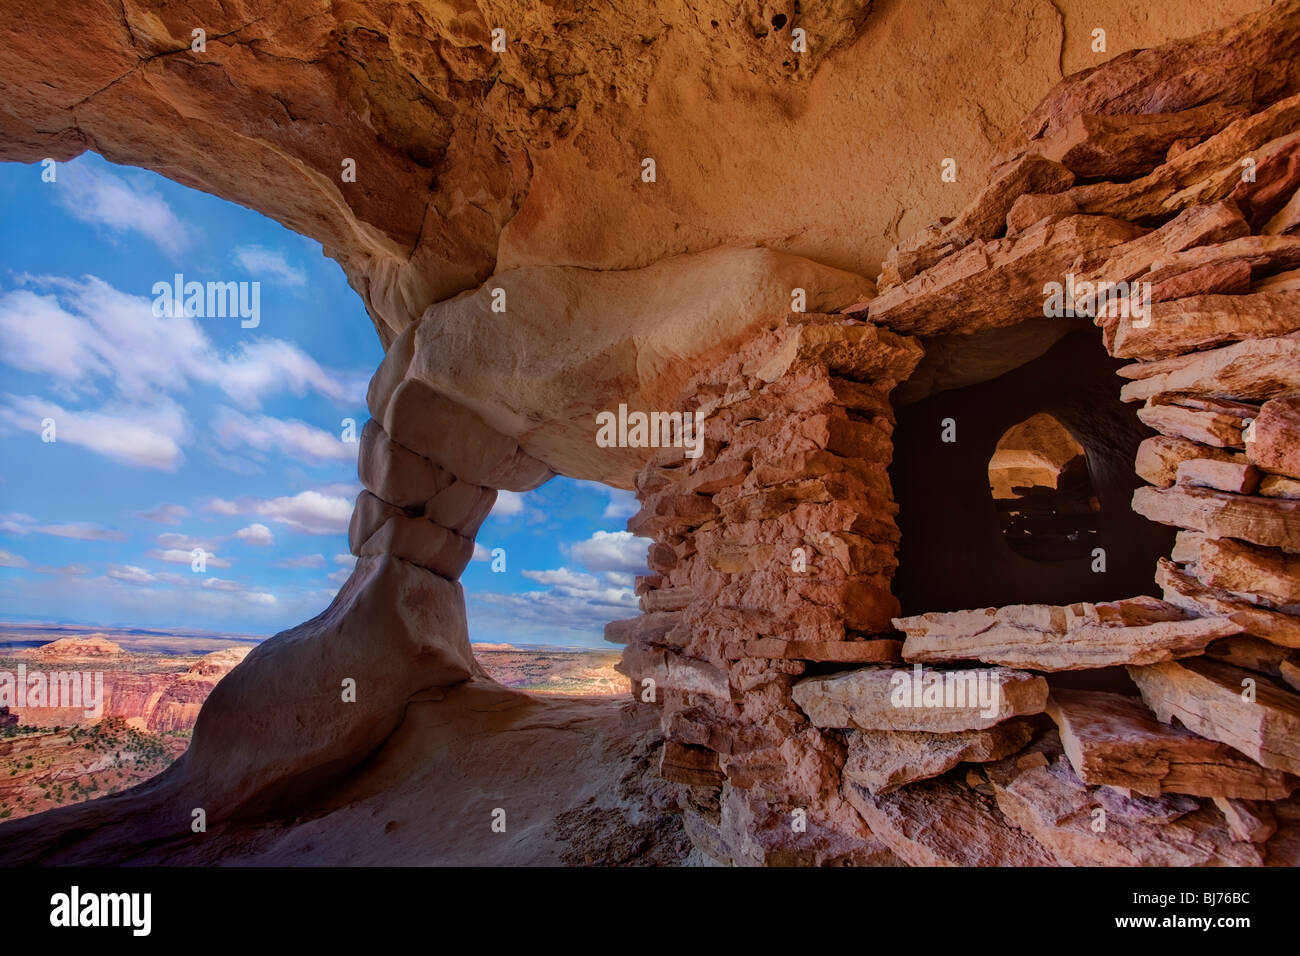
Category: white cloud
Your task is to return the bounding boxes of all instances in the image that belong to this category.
[492,491,526,517]
[35,522,128,542]
[602,489,639,520]
[138,503,188,525]
[204,490,353,535]
[565,530,650,574]
[235,523,274,546]
[200,577,241,591]
[470,566,639,639]
[107,564,160,586]
[0,514,126,544]
[212,407,356,463]
[211,340,364,409]
[0,277,365,416]
[200,577,277,605]
[147,548,232,568]
[35,563,90,576]
[55,161,191,257]
[155,532,212,550]
[0,513,35,535]
[0,393,188,470]
[0,549,28,568]
[334,553,356,567]
[232,245,307,287]
[472,542,490,562]
[521,568,601,590]
[254,491,354,535]
[275,553,326,569]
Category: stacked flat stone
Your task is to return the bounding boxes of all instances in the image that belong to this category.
[606,315,925,864]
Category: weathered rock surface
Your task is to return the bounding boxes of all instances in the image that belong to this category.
[1129,657,1300,776]
[1248,394,1300,480]
[1112,292,1300,360]
[792,666,1048,732]
[178,553,477,816]
[1176,458,1260,494]
[358,420,450,510]
[6,0,1263,347]
[1135,435,1242,488]
[8,0,1300,869]
[1135,395,1250,447]
[986,740,1268,866]
[1190,536,1300,607]
[1047,689,1298,799]
[1133,485,1300,552]
[843,777,1056,867]
[843,721,1034,795]
[1157,558,1300,648]
[897,598,1241,671]
[1118,334,1300,403]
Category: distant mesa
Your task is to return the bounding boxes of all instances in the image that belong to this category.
[25,635,124,659]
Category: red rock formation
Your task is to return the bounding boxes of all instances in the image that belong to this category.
[2,0,1300,867]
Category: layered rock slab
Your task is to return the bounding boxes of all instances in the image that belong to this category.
[1129,657,1300,775]
[1047,688,1298,799]
[986,743,1269,866]
[843,777,1056,867]
[843,721,1035,795]
[792,665,1048,732]
[895,597,1241,671]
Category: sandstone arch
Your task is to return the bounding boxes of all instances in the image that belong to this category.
[2,0,1299,865]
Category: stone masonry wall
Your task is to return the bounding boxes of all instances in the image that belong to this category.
[609,317,923,865]
[611,3,1300,866]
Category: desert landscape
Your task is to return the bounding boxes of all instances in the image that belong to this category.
[0,626,622,823]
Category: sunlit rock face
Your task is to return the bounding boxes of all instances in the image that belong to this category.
[0,0,1265,338]
[2,0,1299,868]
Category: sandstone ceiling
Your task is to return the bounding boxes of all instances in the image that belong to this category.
[3,2,1300,871]
[0,0,1276,485]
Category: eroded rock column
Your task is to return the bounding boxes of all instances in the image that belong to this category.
[180,346,555,817]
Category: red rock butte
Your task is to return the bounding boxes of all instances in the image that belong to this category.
[1,0,1299,865]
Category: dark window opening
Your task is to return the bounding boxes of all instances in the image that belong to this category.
[890,331,1176,614]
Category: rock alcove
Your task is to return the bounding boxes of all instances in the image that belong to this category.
[1,0,1299,865]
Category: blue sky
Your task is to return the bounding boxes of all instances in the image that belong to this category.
[0,154,646,648]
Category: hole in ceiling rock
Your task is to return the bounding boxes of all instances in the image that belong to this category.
[890,330,1176,615]
[987,412,1100,562]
